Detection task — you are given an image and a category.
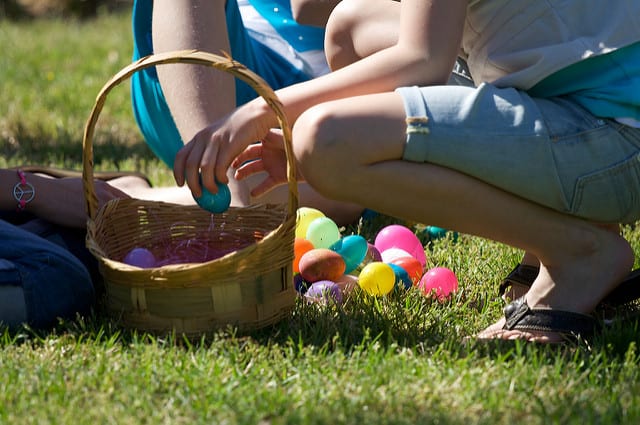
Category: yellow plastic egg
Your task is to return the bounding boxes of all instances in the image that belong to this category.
[357,262,395,296]
[295,207,325,239]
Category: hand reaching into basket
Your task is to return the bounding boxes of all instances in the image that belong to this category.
[232,128,304,198]
[173,102,278,199]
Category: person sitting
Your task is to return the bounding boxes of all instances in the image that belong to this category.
[0,168,135,328]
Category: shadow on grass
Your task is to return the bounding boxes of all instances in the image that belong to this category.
[1,121,157,170]
[3,299,640,369]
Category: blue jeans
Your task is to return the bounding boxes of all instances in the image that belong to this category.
[0,218,95,328]
[396,83,640,224]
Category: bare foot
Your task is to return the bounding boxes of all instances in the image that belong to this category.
[476,226,634,343]
[476,317,566,344]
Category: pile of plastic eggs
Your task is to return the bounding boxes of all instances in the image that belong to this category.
[293,207,459,304]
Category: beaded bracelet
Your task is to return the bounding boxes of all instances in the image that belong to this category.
[13,169,35,212]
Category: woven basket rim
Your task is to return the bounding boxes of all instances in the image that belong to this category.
[82,49,298,222]
[80,51,299,334]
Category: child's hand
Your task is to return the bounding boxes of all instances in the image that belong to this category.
[173,101,275,198]
[232,128,305,197]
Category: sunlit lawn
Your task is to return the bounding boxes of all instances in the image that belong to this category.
[1,10,640,425]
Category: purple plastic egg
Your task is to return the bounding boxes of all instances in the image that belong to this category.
[304,280,343,305]
[123,247,156,268]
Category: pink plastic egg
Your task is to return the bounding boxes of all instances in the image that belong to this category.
[374,224,427,266]
[418,266,458,300]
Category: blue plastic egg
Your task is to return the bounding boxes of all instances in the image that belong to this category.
[330,234,368,274]
[194,177,231,214]
[426,225,459,242]
[388,263,413,290]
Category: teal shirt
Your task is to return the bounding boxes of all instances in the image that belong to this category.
[248,0,326,52]
[529,42,640,120]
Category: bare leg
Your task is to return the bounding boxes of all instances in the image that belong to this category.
[505,223,623,302]
[292,92,634,342]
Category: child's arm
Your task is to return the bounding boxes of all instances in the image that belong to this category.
[1,169,128,228]
[290,0,341,27]
[174,0,467,196]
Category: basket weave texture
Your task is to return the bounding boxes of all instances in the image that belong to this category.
[82,50,298,336]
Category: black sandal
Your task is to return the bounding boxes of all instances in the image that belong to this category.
[502,296,598,342]
[498,264,539,300]
[499,264,640,308]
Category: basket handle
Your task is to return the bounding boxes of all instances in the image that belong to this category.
[82,49,299,221]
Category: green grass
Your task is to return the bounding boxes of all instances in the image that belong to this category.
[0,9,174,184]
[2,11,640,425]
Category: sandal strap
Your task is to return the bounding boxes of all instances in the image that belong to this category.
[498,264,539,296]
[503,297,597,337]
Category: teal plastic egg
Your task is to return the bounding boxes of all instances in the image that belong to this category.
[330,235,368,274]
[194,175,231,214]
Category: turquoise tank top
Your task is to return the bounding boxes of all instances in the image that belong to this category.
[529,42,640,121]
[248,0,326,52]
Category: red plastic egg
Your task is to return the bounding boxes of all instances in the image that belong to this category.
[389,255,424,285]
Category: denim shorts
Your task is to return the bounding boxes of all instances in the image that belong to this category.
[130,0,318,167]
[396,83,640,224]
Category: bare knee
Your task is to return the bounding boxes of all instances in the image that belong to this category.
[293,106,350,198]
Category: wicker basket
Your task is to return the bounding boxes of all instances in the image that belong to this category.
[82,50,298,336]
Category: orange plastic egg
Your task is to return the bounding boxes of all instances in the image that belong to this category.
[293,238,315,273]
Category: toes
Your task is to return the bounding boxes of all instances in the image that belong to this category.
[474,318,565,344]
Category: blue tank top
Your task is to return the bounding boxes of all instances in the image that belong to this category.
[248,0,326,52]
[529,42,640,121]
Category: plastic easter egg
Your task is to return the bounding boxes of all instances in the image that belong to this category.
[374,224,427,266]
[123,247,156,268]
[389,255,424,285]
[426,226,459,243]
[305,280,343,305]
[305,217,341,249]
[194,177,232,214]
[334,274,359,295]
[295,207,325,239]
[418,266,459,300]
[380,247,412,264]
[364,243,382,264]
[293,238,315,273]
[299,248,346,283]
[358,262,395,296]
[294,273,310,294]
[330,234,368,274]
[388,263,412,290]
